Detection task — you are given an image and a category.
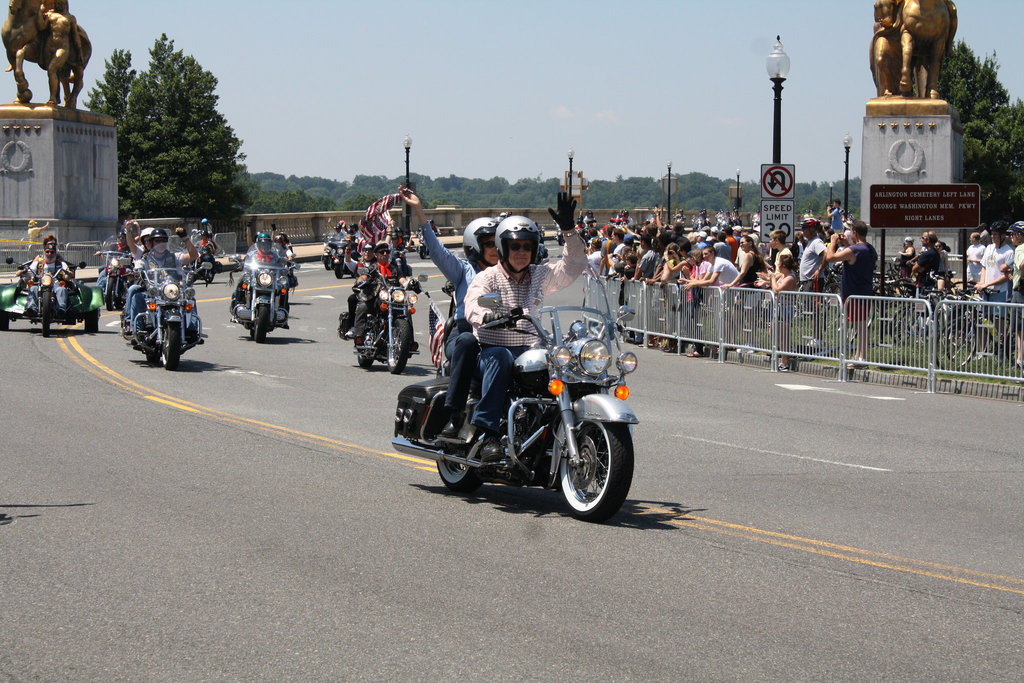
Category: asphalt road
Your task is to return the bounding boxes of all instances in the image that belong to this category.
[2,248,1023,680]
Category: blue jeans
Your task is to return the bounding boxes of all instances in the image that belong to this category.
[444,327,480,411]
[125,284,146,332]
[28,284,68,312]
[472,344,530,433]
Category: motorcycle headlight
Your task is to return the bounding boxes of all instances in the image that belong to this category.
[110,257,121,268]
[392,289,406,303]
[162,282,181,300]
[378,289,390,302]
[408,293,418,306]
[257,271,274,287]
[41,273,53,287]
[578,339,611,375]
[276,275,290,288]
[617,351,639,375]
[551,345,573,367]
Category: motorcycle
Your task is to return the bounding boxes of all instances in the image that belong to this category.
[191,229,222,286]
[323,232,359,279]
[229,243,300,342]
[123,252,206,370]
[341,269,424,374]
[97,235,134,310]
[391,277,640,523]
[1,256,102,337]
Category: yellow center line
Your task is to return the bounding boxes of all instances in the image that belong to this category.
[58,333,1024,598]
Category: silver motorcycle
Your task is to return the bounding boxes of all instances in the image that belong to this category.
[392,277,639,523]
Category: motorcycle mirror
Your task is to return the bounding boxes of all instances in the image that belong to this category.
[617,305,636,322]
[418,273,428,282]
[291,263,301,270]
[4,257,12,265]
[77,261,87,269]
[199,261,213,270]
[478,292,502,310]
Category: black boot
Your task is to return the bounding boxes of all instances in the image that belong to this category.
[439,410,463,439]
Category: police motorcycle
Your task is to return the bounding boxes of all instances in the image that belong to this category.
[229,238,299,343]
[97,234,134,310]
[1,255,101,336]
[323,229,359,279]
[392,273,640,523]
[123,248,206,370]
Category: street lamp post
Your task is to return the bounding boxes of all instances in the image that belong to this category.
[735,168,741,215]
[765,36,790,165]
[842,132,852,221]
[666,161,672,224]
[829,181,834,206]
[567,147,574,207]
[403,134,412,240]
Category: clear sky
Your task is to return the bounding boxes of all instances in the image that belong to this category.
[67,0,1024,187]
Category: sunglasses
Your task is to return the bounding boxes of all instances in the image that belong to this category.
[44,248,56,253]
[506,242,532,252]
[479,240,495,249]
[374,248,389,254]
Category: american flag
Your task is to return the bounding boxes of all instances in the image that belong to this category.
[359,193,399,245]
[428,300,445,371]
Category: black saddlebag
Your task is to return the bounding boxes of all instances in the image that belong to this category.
[394,377,448,440]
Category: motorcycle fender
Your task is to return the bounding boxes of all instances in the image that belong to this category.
[573,394,639,425]
[256,295,271,305]
[0,283,18,310]
[79,285,104,311]
[165,314,182,323]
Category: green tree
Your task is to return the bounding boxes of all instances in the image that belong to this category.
[939,41,1024,221]
[93,35,251,219]
[84,49,136,216]
[341,194,379,211]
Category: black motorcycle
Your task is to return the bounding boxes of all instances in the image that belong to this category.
[341,271,425,374]
[323,234,359,279]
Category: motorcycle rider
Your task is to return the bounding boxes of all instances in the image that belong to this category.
[230,230,289,316]
[347,240,414,344]
[19,234,72,316]
[464,192,586,461]
[125,227,198,336]
[95,229,131,293]
[398,186,499,437]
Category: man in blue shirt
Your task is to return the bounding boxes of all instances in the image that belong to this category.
[828,199,844,233]
[399,187,499,438]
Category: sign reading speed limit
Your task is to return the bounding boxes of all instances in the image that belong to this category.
[759,199,795,242]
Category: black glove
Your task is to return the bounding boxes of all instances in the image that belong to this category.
[175,226,186,238]
[408,279,421,293]
[482,311,500,324]
[548,191,577,232]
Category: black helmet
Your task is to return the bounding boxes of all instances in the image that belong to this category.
[462,217,499,262]
[150,228,169,242]
[495,215,540,268]
[990,220,1010,233]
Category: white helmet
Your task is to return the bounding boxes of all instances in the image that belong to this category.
[139,227,154,242]
[462,217,498,262]
[495,215,540,268]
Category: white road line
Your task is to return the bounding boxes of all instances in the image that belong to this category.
[776,383,905,401]
[674,435,893,472]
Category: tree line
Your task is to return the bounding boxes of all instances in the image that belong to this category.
[86,37,1017,224]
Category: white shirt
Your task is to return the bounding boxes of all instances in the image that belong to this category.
[981,242,1014,296]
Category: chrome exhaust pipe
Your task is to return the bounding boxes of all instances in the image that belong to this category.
[392,436,481,468]
[233,305,252,321]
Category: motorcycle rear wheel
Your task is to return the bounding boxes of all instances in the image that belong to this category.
[559,421,633,523]
[40,290,54,338]
[0,311,9,331]
[104,278,116,311]
[387,318,413,374]
[163,322,181,370]
[437,460,482,493]
[254,304,271,343]
[334,261,346,279]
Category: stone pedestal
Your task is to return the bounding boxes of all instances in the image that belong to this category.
[860,98,963,225]
[0,104,117,242]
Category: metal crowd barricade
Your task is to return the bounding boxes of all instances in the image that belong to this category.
[0,240,32,273]
[778,290,844,364]
[933,297,1024,383]
[721,286,776,356]
[619,280,645,341]
[844,295,936,388]
[678,285,723,360]
[62,241,103,268]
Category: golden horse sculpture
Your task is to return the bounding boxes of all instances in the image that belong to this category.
[870,0,957,100]
[2,0,91,108]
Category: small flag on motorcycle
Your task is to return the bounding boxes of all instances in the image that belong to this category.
[428,300,445,370]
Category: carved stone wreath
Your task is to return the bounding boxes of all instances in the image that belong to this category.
[886,139,926,180]
[0,140,33,174]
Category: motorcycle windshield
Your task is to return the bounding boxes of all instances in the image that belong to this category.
[244,244,289,270]
[140,250,187,287]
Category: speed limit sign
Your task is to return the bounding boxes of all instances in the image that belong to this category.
[759,199,795,242]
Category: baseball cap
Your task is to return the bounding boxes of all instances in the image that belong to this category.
[623,234,635,245]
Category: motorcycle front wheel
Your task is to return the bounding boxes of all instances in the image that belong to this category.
[334,261,346,279]
[104,277,116,311]
[254,304,271,343]
[40,290,54,337]
[387,318,413,374]
[559,421,634,523]
[437,460,482,493]
[162,322,181,370]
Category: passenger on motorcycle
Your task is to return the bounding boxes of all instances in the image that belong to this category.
[399,186,499,437]
[125,227,198,334]
[18,235,72,315]
[464,193,587,460]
